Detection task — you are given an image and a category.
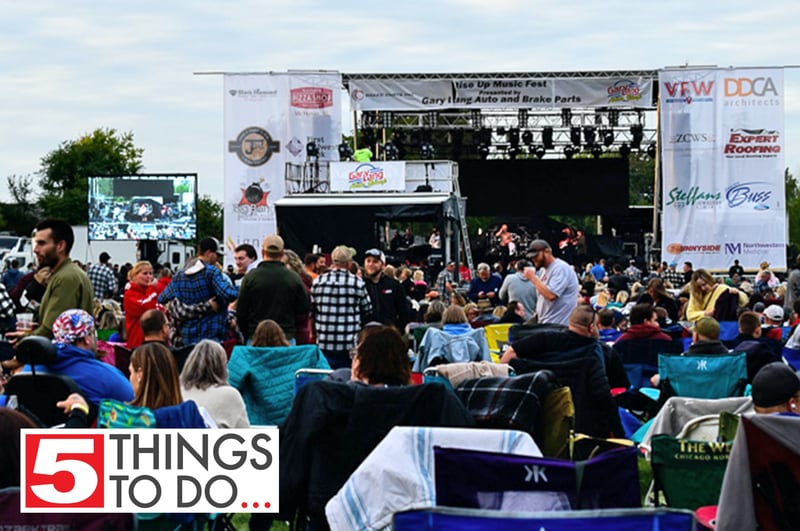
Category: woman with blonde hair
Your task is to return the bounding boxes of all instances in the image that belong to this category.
[180,340,249,428]
[123,260,160,348]
[250,319,290,347]
[687,269,747,322]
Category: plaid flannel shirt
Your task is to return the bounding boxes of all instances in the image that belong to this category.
[0,283,15,320]
[87,263,118,300]
[158,261,238,345]
[311,268,372,352]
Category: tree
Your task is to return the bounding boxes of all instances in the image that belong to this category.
[786,167,800,247]
[38,128,143,225]
[2,174,38,234]
[196,195,223,244]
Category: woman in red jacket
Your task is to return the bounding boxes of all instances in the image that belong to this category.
[123,260,160,348]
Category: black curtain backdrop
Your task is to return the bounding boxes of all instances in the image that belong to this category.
[457,158,629,216]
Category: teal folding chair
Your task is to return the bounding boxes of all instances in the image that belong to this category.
[657,352,747,402]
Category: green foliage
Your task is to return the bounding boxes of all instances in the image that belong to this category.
[38,128,143,224]
[786,168,800,247]
[2,174,38,234]
[196,195,223,245]
[629,155,656,206]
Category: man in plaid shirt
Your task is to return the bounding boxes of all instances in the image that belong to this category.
[311,245,372,369]
[86,251,118,300]
[158,237,238,345]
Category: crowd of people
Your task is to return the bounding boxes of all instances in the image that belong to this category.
[1,218,799,529]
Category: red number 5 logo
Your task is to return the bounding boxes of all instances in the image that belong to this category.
[24,433,105,509]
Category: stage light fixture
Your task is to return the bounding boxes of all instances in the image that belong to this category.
[521,130,534,146]
[420,142,435,160]
[471,110,482,127]
[647,142,657,159]
[380,112,392,128]
[507,145,520,160]
[570,127,581,147]
[508,128,520,147]
[591,145,602,159]
[561,108,572,127]
[496,126,506,136]
[478,143,490,159]
[517,109,528,128]
[583,126,596,147]
[383,142,399,160]
[542,127,554,150]
[619,143,631,158]
[602,129,614,147]
[533,145,546,159]
[338,142,353,161]
[563,145,577,159]
[630,125,643,150]
[306,142,319,158]
[609,109,620,127]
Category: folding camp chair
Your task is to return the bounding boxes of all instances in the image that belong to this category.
[782,346,800,370]
[228,344,330,426]
[399,506,695,531]
[434,445,641,511]
[717,414,800,530]
[650,434,732,511]
[4,336,81,427]
[294,368,333,395]
[658,352,747,402]
[0,487,136,530]
[324,426,542,531]
[613,338,684,389]
[483,322,513,362]
[394,507,695,531]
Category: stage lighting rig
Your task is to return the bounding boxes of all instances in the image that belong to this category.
[570,127,581,147]
[532,145,546,159]
[521,130,534,146]
[647,142,657,159]
[508,128,520,147]
[630,125,644,151]
[563,145,577,159]
[542,127,554,150]
[383,142,399,160]
[517,109,528,128]
[601,129,614,147]
[591,145,602,159]
[583,126,596,147]
[508,145,520,160]
[420,142,435,160]
[478,143,490,160]
[561,108,572,127]
[338,142,354,161]
[306,141,319,158]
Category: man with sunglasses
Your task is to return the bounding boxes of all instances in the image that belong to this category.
[523,239,579,326]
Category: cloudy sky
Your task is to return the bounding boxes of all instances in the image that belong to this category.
[1,0,798,204]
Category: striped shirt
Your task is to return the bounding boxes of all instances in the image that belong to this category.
[311,268,372,352]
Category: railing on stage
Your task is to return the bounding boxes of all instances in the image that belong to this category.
[284,160,458,195]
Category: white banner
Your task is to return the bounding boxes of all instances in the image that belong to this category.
[329,161,406,192]
[223,72,342,262]
[349,77,653,110]
[659,67,786,271]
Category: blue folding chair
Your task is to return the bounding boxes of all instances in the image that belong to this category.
[434,445,640,511]
[782,346,800,371]
[394,507,695,531]
[658,352,747,401]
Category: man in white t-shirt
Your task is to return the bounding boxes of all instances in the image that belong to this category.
[524,239,579,326]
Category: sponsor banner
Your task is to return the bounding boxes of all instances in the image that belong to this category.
[223,72,342,262]
[330,161,406,192]
[659,67,786,270]
[21,429,279,513]
[349,77,653,110]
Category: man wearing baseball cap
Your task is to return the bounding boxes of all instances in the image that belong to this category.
[158,236,238,345]
[237,234,309,343]
[362,249,411,330]
[751,362,800,415]
[524,239,579,326]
